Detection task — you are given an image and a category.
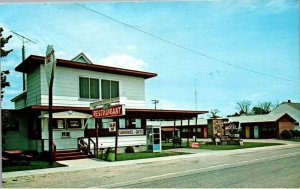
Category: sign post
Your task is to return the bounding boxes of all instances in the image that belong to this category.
[44,45,56,166]
[92,104,125,161]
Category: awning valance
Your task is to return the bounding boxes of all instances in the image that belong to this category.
[39,111,92,119]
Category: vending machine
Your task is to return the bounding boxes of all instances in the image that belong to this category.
[146,125,162,152]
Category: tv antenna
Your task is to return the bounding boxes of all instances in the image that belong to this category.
[11,31,37,91]
[194,79,197,110]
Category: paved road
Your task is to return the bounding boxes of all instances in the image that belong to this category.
[3,145,300,188]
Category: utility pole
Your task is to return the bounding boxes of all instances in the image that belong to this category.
[11,31,37,91]
[152,100,159,109]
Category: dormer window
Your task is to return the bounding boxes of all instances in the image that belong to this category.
[79,77,99,99]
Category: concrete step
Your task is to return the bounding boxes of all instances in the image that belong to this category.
[55,154,89,161]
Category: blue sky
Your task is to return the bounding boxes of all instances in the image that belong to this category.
[0,0,299,117]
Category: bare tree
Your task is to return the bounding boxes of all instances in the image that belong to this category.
[210,109,220,118]
[236,100,251,115]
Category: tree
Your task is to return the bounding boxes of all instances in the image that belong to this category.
[0,27,13,100]
[236,100,251,115]
[210,109,220,118]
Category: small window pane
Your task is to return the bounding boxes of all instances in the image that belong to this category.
[119,119,125,129]
[102,118,113,129]
[135,119,141,128]
[101,80,110,99]
[111,81,119,98]
[79,77,89,98]
[90,78,99,99]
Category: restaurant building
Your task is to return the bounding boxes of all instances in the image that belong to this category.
[5,53,208,159]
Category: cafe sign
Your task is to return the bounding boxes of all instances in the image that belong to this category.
[119,129,144,136]
[108,122,116,132]
[92,104,125,118]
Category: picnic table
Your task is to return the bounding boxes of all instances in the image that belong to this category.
[3,150,33,165]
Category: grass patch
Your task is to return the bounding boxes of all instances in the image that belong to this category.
[102,151,188,162]
[2,161,67,172]
[199,142,283,150]
[283,138,300,142]
[162,142,283,150]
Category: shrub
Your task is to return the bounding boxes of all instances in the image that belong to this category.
[294,130,300,138]
[290,130,296,138]
[280,130,292,139]
[104,147,113,160]
[125,146,135,153]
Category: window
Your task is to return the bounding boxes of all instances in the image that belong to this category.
[101,79,119,99]
[119,119,126,129]
[53,119,65,129]
[79,77,99,99]
[102,118,114,129]
[67,119,81,129]
[125,118,141,129]
[197,128,202,132]
[182,128,188,132]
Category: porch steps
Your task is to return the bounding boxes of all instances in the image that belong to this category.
[55,149,89,161]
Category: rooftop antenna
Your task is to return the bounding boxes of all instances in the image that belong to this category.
[11,31,37,91]
[194,79,197,110]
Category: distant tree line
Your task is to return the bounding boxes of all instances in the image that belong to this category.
[229,100,280,116]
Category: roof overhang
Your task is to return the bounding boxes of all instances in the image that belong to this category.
[23,106,208,119]
[15,55,157,79]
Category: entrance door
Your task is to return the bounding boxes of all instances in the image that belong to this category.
[254,126,259,139]
[203,127,207,139]
[245,126,250,139]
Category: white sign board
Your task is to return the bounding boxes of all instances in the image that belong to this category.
[108,122,116,132]
[44,45,56,86]
[118,129,144,136]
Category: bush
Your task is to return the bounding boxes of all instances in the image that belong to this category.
[104,147,113,160]
[290,130,296,138]
[125,146,135,153]
[293,130,300,138]
[280,130,292,139]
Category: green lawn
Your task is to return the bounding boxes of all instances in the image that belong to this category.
[162,141,283,150]
[103,151,188,162]
[284,138,300,142]
[2,161,67,172]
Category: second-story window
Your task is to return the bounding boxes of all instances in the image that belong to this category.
[79,77,99,99]
[101,79,119,99]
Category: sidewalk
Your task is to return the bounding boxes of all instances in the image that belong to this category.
[2,140,300,179]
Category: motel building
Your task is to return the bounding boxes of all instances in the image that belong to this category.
[4,53,208,160]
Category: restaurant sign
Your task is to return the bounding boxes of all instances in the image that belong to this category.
[92,104,125,118]
[118,129,144,136]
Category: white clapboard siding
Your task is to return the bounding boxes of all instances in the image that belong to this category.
[26,66,41,106]
[38,65,145,108]
[87,136,147,149]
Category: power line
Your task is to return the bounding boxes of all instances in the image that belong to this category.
[74,3,298,83]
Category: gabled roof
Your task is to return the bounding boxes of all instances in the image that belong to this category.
[15,55,157,79]
[71,52,93,64]
[228,113,296,124]
[286,103,300,111]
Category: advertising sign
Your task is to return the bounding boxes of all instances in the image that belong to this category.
[92,104,125,118]
[118,129,144,136]
[108,122,116,132]
[44,45,56,86]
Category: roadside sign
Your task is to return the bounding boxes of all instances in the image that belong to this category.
[108,122,116,132]
[92,104,125,118]
[44,45,56,86]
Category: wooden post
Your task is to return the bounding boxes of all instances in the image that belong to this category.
[180,119,183,148]
[173,119,176,148]
[187,118,190,148]
[115,118,119,161]
[96,123,99,158]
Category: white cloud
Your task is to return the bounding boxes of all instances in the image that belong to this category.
[97,53,148,71]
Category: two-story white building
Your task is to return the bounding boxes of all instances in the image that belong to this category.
[6,53,207,159]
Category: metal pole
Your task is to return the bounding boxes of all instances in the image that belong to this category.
[48,76,53,166]
[195,116,198,142]
[115,118,119,161]
[180,119,182,148]
[173,119,175,148]
[22,43,25,91]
